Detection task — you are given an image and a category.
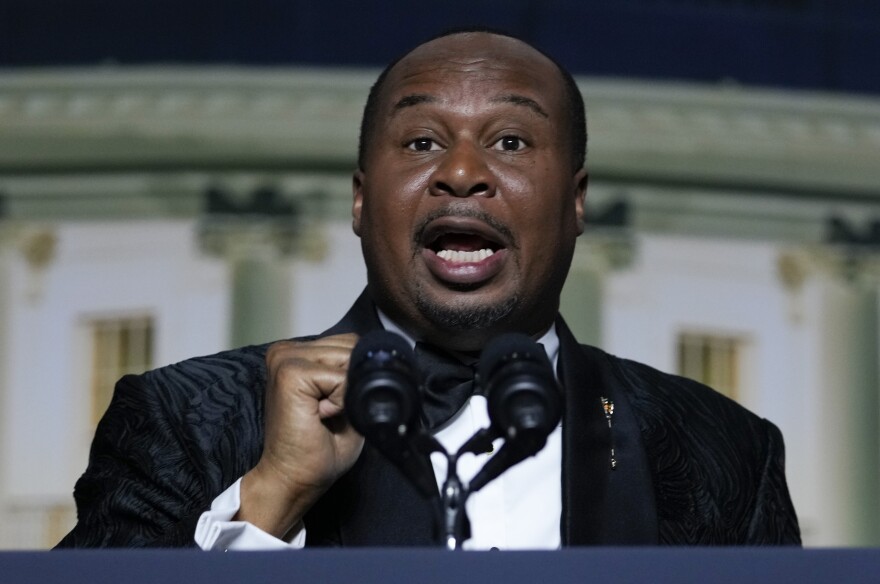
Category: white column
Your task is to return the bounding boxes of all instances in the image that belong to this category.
[560,234,634,347]
[200,222,296,347]
[0,224,74,548]
[782,250,880,545]
[0,225,12,508]
[817,259,880,545]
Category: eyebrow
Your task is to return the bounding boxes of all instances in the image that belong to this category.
[392,94,437,113]
[390,93,549,118]
[491,94,549,118]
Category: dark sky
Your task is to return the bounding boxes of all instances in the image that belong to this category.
[2,0,879,95]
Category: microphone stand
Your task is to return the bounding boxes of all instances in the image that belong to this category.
[416,428,501,550]
[440,452,466,550]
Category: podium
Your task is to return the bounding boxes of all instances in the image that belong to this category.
[2,548,878,584]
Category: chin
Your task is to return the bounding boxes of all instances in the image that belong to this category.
[415,289,519,333]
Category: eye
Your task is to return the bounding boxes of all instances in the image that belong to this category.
[493,135,526,152]
[406,138,441,152]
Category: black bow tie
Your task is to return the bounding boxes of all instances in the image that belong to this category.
[414,342,479,430]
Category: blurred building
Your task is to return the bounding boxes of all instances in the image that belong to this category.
[1,1,879,549]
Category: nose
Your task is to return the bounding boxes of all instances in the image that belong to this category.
[429,141,496,198]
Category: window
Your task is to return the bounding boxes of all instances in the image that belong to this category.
[677,332,743,401]
[89,316,154,425]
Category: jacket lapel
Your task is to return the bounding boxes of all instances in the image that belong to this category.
[320,290,383,337]
[557,317,658,545]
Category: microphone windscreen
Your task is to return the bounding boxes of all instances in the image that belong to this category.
[346,329,421,440]
[480,332,560,446]
[478,332,550,385]
[350,329,415,370]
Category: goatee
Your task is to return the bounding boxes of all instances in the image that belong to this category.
[415,289,518,331]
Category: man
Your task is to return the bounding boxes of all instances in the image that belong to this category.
[57,30,800,548]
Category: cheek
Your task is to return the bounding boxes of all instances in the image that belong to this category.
[360,194,421,266]
[500,172,567,228]
[372,170,433,220]
[499,170,577,264]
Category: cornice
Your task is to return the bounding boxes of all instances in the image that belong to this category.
[0,67,375,172]
[583,80,880,198]
[0,66,879,198]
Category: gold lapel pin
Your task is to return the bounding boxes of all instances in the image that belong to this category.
[600,397,617,470]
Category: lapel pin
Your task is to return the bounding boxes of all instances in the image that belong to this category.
[601,397,617,470]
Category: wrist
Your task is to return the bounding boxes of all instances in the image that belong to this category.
[236,463,324,539]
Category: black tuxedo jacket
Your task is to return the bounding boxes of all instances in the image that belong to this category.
[57,292,800,547]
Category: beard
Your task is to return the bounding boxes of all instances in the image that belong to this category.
[414,284,519,331]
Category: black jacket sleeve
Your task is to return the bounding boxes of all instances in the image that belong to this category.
[56,344,268,548]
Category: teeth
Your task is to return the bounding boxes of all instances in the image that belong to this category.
[437,248,494,263]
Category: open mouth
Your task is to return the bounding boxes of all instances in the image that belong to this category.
[428,232,503,263]
[418,215,510,286]
[421,216,508,264]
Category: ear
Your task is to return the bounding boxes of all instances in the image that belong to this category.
[352,169,365,237]
[573,168,588,235]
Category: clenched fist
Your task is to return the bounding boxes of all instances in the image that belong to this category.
[236,333,362,538]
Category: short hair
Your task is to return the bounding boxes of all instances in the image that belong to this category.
[357,28,587,173]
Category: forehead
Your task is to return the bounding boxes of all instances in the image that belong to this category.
[378,34,567,118]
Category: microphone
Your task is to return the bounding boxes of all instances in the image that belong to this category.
[467,333,562,493]
[346,330,420,441]
[345,330,437,499]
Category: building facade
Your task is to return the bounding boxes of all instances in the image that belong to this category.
[0,67,878,547]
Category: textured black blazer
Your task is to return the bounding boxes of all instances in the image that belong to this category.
[57,292,800,547]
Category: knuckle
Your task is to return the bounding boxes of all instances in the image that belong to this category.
[266,340,298,361]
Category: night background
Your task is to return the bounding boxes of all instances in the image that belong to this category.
[2,0,879,95]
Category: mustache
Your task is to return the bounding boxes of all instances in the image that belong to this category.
[412,203,517,249]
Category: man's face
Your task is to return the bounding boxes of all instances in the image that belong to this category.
[353,33,587,350]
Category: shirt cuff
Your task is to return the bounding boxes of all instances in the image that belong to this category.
[194,477,307,550]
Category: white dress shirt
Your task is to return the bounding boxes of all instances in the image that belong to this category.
[196,317,562,551]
